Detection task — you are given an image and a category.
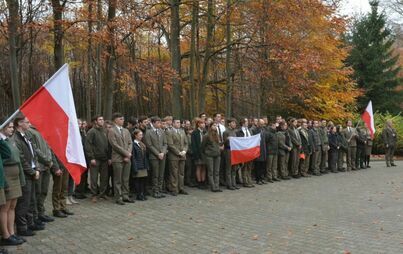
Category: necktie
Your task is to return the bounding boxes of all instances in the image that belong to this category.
[217,126,222,142]
[246,128,250,137]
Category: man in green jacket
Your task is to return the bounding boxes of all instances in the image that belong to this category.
[85,115,111,202]
[382,120,398,167]
[26,126,55,223]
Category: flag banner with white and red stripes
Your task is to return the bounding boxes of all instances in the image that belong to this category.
[361,100,375,139]
[20,64,87,184]
[229,134,261,165]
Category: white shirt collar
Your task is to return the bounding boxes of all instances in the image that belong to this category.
[0,133,7,140]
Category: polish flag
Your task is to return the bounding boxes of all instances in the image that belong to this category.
[361,100,375,139]
[20,64,87,184]
[229,134,261,165]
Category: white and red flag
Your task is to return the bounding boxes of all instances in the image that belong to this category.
[20,64,87,184]
[361,100,375,139]
[229,134,261,165]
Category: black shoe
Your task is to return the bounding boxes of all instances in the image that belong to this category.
[1,236,24,246]
[28,224,45,231]
[391,163,397,167]
[153,193,161,199]
[168,192,177,196]
[234,185,240,189]
[338,169,346,172]
[273,178,280,181]
[292,175,300,179]
[11,235,26,243]
[39,215,55,222]
[257,181,263,185]
[179,190,189,195]
[123,198,135,203]
[53,210,67,218]
[136,195,144,201]
[159,193,166,198]
[16,229,35,237]
[115,200,125,205]
[34,219,46,226]
[227,186,236,190]
[62,209,74,215]
[313,173,321,176]
[366,165,371,168]
[73,193,87,199]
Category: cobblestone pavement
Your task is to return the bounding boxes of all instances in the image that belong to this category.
[6,161,403,254]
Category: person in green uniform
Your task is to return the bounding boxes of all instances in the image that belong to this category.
[0,120,25,245]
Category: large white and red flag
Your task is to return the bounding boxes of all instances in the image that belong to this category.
[229,134,261,165]
[361,100,375,139]
[20,64,87,184]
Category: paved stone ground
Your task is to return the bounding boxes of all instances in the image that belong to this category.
[6,161,403,254]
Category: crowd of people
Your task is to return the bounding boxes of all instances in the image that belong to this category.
[0,112,399,253]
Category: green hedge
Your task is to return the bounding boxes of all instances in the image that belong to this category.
[370,112,403,155]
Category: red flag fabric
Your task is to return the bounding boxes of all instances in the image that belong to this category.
[361,100,375,139]
[229,134,261,165]
[20,64,87,184]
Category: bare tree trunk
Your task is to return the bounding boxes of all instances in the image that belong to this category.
[51,0,65,70]
[103,0,117,119]
[199,0,214,113]
[95,0,102,115]
[6,0,21,109]
[189,0,198,118]
[225,0,233,117]
[170,0,182,118]
[86,0,93,121]
[157,30,165,116]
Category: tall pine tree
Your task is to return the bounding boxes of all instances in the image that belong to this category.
[347,0,402,114]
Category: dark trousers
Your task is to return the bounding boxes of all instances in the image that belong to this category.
[35,170,50,218]
[185,154,196,186]
[75,169,89,194]
[346,146,356,170]
[16,176,35,231]
[328,150,338,172]
[89,160,109,197]
[254,161,266,182]
[320,146,328,171]
[224,150,237,188]
[356,146,366,168]
[385,146,395,166]
[206,155,221,190]
[289,148,300,176]
[134,177,147,196]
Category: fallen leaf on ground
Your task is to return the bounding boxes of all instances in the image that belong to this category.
[252,235,259,240]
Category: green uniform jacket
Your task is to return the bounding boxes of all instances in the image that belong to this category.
[26,127,53,171]
[266,128,279,155]
[3,138,26,187]
[85,126,110,161]
[201,133,221,158]
[0,139,11,189]
[382,127,397,147]
[277,131,291,156]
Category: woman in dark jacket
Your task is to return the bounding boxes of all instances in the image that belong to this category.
[328,126,339,173]
[131,130,149,201]
[201,122,223,192]
[191,118,206,188]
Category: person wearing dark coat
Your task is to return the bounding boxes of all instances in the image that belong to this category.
[328,126,339,173]
[298,119,312,177]
[336,125,348,172]
[131,130,149,201]
[253,119,268,185]
[266,122,280,182]
[191,118,207,188]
